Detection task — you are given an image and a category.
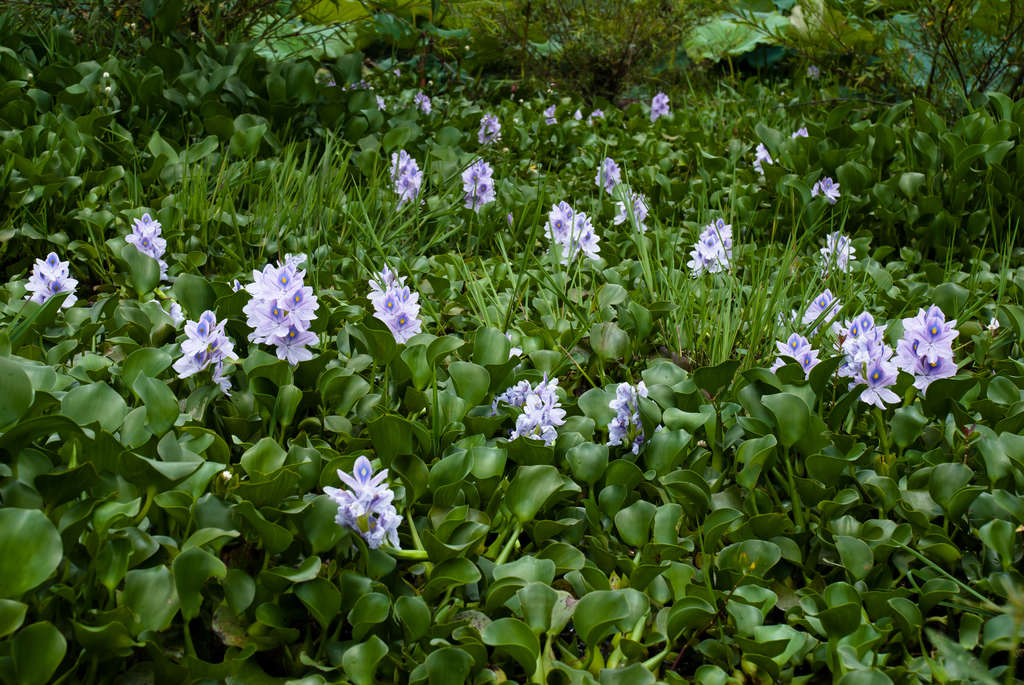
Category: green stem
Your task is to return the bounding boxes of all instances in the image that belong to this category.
[873,407,891,476]
[384,546,429,560]
[784,450,805,531]
[406,509,426,553]
[494,520,523,566]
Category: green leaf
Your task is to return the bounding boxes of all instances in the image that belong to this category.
[348,592,390,640]
[565,442,608,486]
[761,392,809,448]
[449,361,490,408]
[342,635,389,685]
[573,591,629,646]
[481,617,540,676]
[0,600,27,638]
[693,360,740,397]
[12,621,67,685]
[296,578,342,630]
[736,434,778,489]
[61,382,128,431]
[273,384,303,430]
[506,465,577,523]
[120,244,161,296]
[590,322,630,361]
[173,547,226,621]
[132,374,179,435]
[121,566,180,634]
[172,273,216,319]
[835,535,874,581]
[716,540,782,578]
[394,595,431,641]
[423,647,474,685]
[240,437,287,477]
[614,500,656,547]
[977,519,1015,569]
[0,357,33,430]
[0,509,62,598]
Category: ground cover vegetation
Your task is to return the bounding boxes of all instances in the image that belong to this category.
[1,0,1024,683]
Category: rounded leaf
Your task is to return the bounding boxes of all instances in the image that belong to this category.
[12,621,67,685]
[0,509,62,598]
[0,357,33,430]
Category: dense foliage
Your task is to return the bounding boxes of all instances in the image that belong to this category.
[1,5,1024,685]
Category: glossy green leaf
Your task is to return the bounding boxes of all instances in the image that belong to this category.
[12,621,67,685]
[0,509,62,598]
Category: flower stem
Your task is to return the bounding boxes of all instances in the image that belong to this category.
[494,520,523,566]
[784,450,805,531]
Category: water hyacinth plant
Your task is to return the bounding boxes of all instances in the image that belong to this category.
[812,176,841,203]
[390,149,423,205]
[1,22,1023,685]
[172,309,237,393]
[243,254,319,365]
[368,266,423,343]
[413,91,431,114]
[125,213,168,280]
[25,252,77,307]
[650,91,670,121]
[462,159,496,211]
[687,218,733,276]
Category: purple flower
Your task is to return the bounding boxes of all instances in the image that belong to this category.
[390,150,423,206]
[478,112,501,144]
[126,213,168,280]
[836,310,899,408]
[573,109,583,120]
[368,267,423,344]
[791,127,809,138]
[243,256,319,365]
[820,231,855,275]
[771,332,820,378]
[545,201,599,263]
[687,219,733,276]
[613,191,649,233]
[807,65,821,79]
[544,105,557,125]
[414,92,431,114]
[165,301,184,326]
[25,252,78,308]
[588,109,604,125]
[811,176,841,204]
[900,305,958,364]
[753,143,773,175]
[650,92,670,122]
[608,381,651,454]
[376,95,386,111]
[172,310,237,394]
[801,289,842,334]
[462,159,496,212]
[896,305,958,393]
[502,376,565,445]
[324,456,401,549]
[595,157,621,195]
[852,349,900,409]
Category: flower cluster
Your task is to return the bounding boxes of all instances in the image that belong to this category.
[544,105,557,125]
[595,157,621,195]
[573,109,582,121]
[495,376,566,446]
[390,149,423,205]
[820,232,855,275]
[896,305,958,392]
[771,333,821,378]
[25,252,78,308]
[613,191,649,233]
[544,201,600,263]
[368,266,423,344]
[588,109,604,125]
[800,289,843,334]
[607,381,649,454]
[324,456,401,550]
[462,159,496,211]
[650,92,670,122]
[753,143,773,175]
[173,310,237,394]
[243,254,319,365]
[812,176,841,204]
[792,127,809,138]
[126,213,168,280]
[414,92,431,114]
[478,112,501,144]
[807,65,821,79]
[687,219,733,276]
[839,311,899,409]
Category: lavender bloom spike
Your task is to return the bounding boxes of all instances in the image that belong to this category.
[414,92,431,114]
[687,219,733,276]
[243,257,319,365]
[462,159,496,211]
[607,381,651,454]
[753,143,773,175]
[478,112,501,144]
[126,213,169,280]
[497,376,566,446]
[368,267,423,344]
[173,309,238,394]
[650,92,670,122]
[390,150,423,205]
[25,252,78,308]
[811,177,841,204]
[819,232,856,275]
[324,456,401,549]
[544,105,557,125]
[613,191,649,233]
[595,157,621,195]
